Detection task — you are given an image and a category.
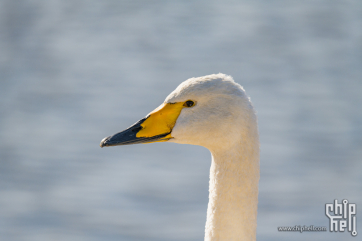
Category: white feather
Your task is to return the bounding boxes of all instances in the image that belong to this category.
[167,74,260,241]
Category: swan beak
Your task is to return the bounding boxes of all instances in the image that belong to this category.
[100,102,184,147]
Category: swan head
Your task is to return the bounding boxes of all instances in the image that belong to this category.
[100,73,256,151]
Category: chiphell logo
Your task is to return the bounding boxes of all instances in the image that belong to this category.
[326,199,357,236]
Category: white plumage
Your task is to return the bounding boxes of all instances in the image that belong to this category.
[101,73,260,241]
[167,74,259,240]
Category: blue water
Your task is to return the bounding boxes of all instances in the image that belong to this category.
[0,1,361,240]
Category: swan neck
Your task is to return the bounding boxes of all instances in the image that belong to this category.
[205,142,259,241]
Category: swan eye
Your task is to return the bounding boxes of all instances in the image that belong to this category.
[184,100,195,108]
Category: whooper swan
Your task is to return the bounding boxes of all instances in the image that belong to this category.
[100,73,259,241]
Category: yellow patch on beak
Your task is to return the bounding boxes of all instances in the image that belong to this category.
[136,102,184,141]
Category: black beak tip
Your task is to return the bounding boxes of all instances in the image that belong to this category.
[100,136,110,148]
[99,118,170,148]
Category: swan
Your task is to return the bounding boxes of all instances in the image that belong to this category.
[100,73,259,241]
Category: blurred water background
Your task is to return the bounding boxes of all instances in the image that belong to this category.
[1,1,361,241]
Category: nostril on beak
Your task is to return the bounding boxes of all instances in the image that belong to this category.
[131,126,143,132]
